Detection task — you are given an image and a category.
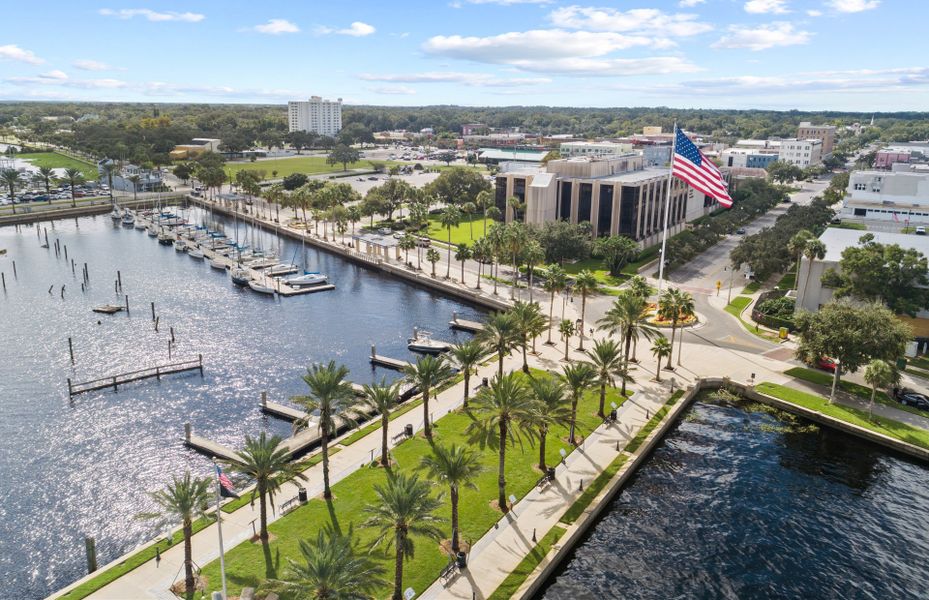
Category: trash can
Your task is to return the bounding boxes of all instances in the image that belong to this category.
[456,551,467,569]
[482,377,488,387]
[404,424,414,437]
[546,467,555,480]
[297,488,307,503]
[609,408,617,422]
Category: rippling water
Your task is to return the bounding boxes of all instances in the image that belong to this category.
[0,209,484,598]
[538,398,929,599]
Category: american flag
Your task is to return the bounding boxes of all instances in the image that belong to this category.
[216,465,239,499]
[671,128,733,208]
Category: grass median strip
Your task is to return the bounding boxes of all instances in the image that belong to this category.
[724,296,780,343]
[755,382,929,450]
[487,525,567,600]
[784,366,929,419]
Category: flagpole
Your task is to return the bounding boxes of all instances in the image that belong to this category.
[657,121,678,292]
[214,463,228,600]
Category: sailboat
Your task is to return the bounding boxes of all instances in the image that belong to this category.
[230,267,251,286]
[284,272,328,287]
[247,279,276,295]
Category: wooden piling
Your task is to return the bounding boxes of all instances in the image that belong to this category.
[124,295,129,315]
[198,354,203,375]
[150,301,155,321]
[154,316,159,332]
[1,272,5,291]
[84,537,98,574]
[11,260,16,278]
[117,271,122,291]
[64,245,68,262]
[71,259,75,275]
[68,337,74,364]
[170,326,175,342]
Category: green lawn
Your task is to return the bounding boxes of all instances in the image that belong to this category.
[724,296,780,343]
[828,221,867,231]
[776,271,797,289]
[562,258,625,287]
[17,152,98,180]
[755,382,929,450]
[724,296,752,318]
[425,213,489,246]
[784,366,929,419]
[198,369,628,598]
[487,525,567,600]
[223,156,380,180]
[742,280,762,294]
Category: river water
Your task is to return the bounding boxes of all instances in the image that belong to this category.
[538,397,929,599]
[0,208,485,598]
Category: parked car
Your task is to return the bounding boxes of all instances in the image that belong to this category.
[916,226,926,235]
[893,388,929,411]
[378,227,392,235]
[735,227,746,235]
[416,237,431,248]
[815,357,837,372]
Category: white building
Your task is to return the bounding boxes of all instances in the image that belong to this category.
[287,96,342,136]
[840,165,929,224]
[560,141,633,158]
[779,139,823,168]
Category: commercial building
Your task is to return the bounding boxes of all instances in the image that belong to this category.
[169,138,222,160]
[493,154,717,247]
[873,150,911,169]
[796,228,929,339]
[287,96,343,136]
[839,165,929,224]
[478,148,548,165]
[560,141,634,158]
[797,122,836,155]
[97,159,162,192]
[720,147,779,170]
[780,139,823,168]
[461,123,487,136]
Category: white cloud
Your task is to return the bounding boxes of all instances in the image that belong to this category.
[0,44,44,65]
[72,59,116,71]
[359,71,551,87]
[39,70,68,80]
[527,56,700,76]
[252,19,300,35]
[6,74,127,89]
[317,21,376,36]
[744,0,790,14]
[465,0,552,4]
[679,0,705,6]
[827,0,880,12]
[549,6,713,37]
[711,22,811,51]
[368,85,417,95]
[806,9,823,16]
[98,8,205,22]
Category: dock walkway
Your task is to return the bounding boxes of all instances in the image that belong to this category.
[67,356,203,396]
[449,312,484,333]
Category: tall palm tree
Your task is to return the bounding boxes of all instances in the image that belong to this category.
[1,168,19,214]
[510,300,546,372]
[467,373,537,512]
[399,233,416,267]
[471,237,490,289]
[674,291,695,366]
[362,378,402,467]
[863,358,893,420]
[402,354,453,442]
[101,161,117,203]
[485,218,504,294]
[475,189,494,236]
[364,472,444,600]
[559,319,575,361]
[529,376,570,471]
[449,339,485,408]
[801,239,827,298]
[127,174,141,201]
[560,362,597,445]
[478,311,518,378]
[573,270,598,351]
[657,287,693,369]
[294,361,354,499]
[269,525,385,599]
[454,243,471,284]
[788,230,815,291]
[584,338,627,418]
[440,205,462,278]
[650,336,672,382]
[523,240,545,303]
[462,201,477,240]
[63,167,83,208]
[503,223,528,299]
[597,292,659,395]
[426,247,441,277]
[138,472,212,595]
[543,265,568,344]
[419,444,483,554]
[225,432,306,545]
[37,166,54,204]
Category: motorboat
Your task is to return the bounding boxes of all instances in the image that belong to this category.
[109,209,121,221]
[209,258,227,270]
[188,248,205,259]
[407,329,451,354]
[244,257,278,270]
[284,272,328,287]
[121,212,135,226]
[230,267,251,286]
[134,220,147,230]
[248,279,276,295]
[267,263,299,277]
[174,240,186,252]
[146,226,158,237]
[157,233,173,246]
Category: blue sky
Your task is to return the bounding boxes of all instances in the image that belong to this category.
[0,0,922,111]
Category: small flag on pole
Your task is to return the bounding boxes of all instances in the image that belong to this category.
[671,128,733,208]
[216,465,239,499]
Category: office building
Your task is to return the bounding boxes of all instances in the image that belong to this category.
[780,139,823,168]
[840,165,929,223]
[797,122,836,155]
[287,96,343,136]
[560,141,634,158]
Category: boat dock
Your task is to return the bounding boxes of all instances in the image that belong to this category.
[369,345,412,371]
[449,311,484,333]
[260,392,309,422]
[67,356,204,396]
[184,424,240,462]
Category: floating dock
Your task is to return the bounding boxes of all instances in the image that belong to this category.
[260,392,310,422]
[184,424,240,462]
[68,356,203,396]
[449,311,484,333]
[369,345,412,371]
[92,304,125,315]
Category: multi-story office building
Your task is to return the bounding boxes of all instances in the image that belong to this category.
[559,141,633,158]
[780,139,823,168]
[839,165,929,223]
[493,154,717,247]
[287,96,343,136]
[797,122,836,155]
[721,148,779,169]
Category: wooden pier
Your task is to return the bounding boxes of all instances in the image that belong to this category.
[369,345,412,371]
[449,311,484,333]
[67,355,203,396]
[184,423,240,462]
[260,392,309,422]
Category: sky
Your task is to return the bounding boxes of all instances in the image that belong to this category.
[0,0,923,111]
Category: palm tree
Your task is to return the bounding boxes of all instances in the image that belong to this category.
[37,166,54,204]
[454,243,471,284]
[294,361,354,499]
[127,174,141,201]
[102,161,117,203]
[462,201,477,240]
[478,311,518,378]
[559,319,575,361]
[510,300,547,372]
[650,336,672,381]
[364,472,444,600]
[801,239,827,298]
[402,354,453,442]
[399,233,416,266]
[225,432,306,545]
[584,338,627,418]
[503,223,528,299]
[138,472,212,595]
[362,378,402,467]
[471,237,490,289]
[597,292,659,395]
[529,376,570,471]
[1,168,19,214]
[426,247,441,277]
[420,444,482,554]
[476,189,494,236]
[467,373,538,512]
[63,167,83,208]
[674,291,695,366]
[449,339,485,408]
[269,525,385,599]
[440,205,462,278]
[627,275,653,300]
[523,240,545,303]
[543,265,568,344]
[573,270,598,351]
[788,230,815,290]
[560,362,597,445]
[863,359,893,419]
[657,287,694,369]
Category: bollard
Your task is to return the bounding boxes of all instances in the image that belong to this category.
[532,528,537,542]
[84,537,98,574]
[168,340,172,359]
[68,337,74,364]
